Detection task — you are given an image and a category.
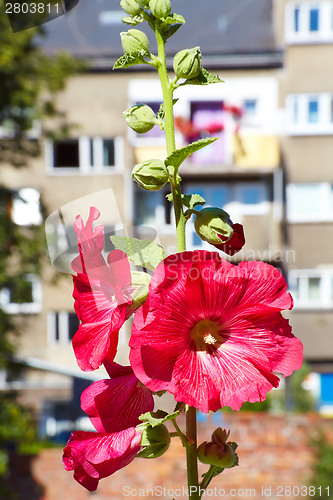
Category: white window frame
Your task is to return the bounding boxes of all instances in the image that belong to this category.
[12,188,42,226]
[287,182,333,222]
[46,136,124,175]
[289,269,333,309]
[47,311,79,345]
[286,93,333,135]
[0,274,42,314]
[285,2,333,44]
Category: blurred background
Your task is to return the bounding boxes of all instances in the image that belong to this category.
[0,0,333,498]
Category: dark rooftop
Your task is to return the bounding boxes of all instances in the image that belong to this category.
[38,0,282,70]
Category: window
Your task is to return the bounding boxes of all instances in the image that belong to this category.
[47,136,123,174]
[0,274,42,314]
[133,186,170,227]
[287,183,333,222]
[285,2,333,43]
[12,188,42,226]
[48,311,80,344]
[286,93,333,134]
[189,101,225,164]
[243,99,257,118]
[289,269,333,308]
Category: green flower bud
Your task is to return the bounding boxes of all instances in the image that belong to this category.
[138,423,170,459]
[120,29,150,54]
[194,207,234,245]
[198,428,237,468]
[124,104,156,134]
[149,0,171,19]
[120,0,142,16]
[173,47,202,80]
[139,0,150,6]
[132,159,168,191]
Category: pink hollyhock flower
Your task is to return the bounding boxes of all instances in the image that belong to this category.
[71,207,133,371]
[129,250,303,413]
[214,223,245,256]
[81,361,154,432]
[63,427,142,491]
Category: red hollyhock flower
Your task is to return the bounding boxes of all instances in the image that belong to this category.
[63,427,142,491]
[214,223,245,256]
[81,361,154,432]
[71,207,133,371]
[129,251,303,413]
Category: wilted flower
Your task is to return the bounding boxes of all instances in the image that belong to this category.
[132,159,169,191]
[129,250,303,413]
[198,428,237,468]
[173,47,202,80]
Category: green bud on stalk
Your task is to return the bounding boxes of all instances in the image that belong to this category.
[120,29,150,54]
[132,159,168,191]
[138,423,171,458]
[120,0,142,16]
[149,0,171,19]
[173,47,202,80]
[194,207,234,245]
[198,428,237,468]
[139,0,150,6]
[124,104,157,133]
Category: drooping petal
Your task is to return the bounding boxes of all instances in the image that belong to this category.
[81,363,154,432]
[63,428,142,492]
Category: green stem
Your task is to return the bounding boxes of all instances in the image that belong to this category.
[186,406,200,500]
[155,25,199,500]
[171,419,190,451]
[155,27,186,253]
[199,465,219,494]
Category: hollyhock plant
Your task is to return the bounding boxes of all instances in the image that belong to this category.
[81,361,154,432]
[62,1,304,497]
[71,207,134,371]
[129,250,303,413]
[63,427,142,491]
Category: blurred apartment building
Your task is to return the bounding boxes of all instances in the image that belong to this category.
[0,0,332,438]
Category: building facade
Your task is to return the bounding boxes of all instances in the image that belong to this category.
[1,0,332,437]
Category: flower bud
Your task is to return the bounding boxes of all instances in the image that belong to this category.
[120,29,150,54]
[132,159,168,191]
[124,104,156,134]
[198,428,237,468]
[138,423,170,458]
[194,207,234,245]
[139,0,150,6]
[173,47,202,80]
[149,0,171,19]
[120,0,142,16]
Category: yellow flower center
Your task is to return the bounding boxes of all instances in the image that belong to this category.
[190,319,223,351]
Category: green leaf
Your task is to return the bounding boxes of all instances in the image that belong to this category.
[163,23,183,41]
[181,194,206,210]
[110,235,165,271]
[139,405,184,427]
[165,137,219,171]
[182,67,223,86]
[113,50,147,69]
[121,15,144,26]
[161,13,185,25]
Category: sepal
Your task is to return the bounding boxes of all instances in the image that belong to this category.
[136,423,170,458]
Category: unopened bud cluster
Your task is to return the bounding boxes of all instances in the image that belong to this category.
[120,29,150,54]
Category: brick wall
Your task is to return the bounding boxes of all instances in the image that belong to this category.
[7,413,333,500]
